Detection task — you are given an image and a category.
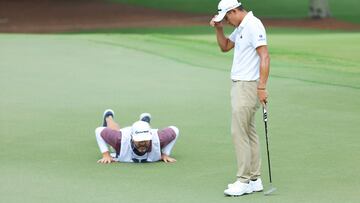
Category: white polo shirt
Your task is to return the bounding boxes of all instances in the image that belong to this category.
[229,11,267,81]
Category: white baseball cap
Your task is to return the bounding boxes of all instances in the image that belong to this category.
[213,0,242,22]
[131,121,152,141]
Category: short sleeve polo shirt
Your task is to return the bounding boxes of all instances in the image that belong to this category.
[229,11,267,81]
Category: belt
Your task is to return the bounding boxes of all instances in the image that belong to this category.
[232,80,258,82]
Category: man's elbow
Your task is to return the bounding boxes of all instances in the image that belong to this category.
[265,54,270,64]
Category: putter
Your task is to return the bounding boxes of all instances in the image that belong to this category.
[262,105,277,195]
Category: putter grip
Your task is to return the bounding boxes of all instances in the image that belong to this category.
[263,107,268,122]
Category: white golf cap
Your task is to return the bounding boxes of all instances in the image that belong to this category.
[131,121,152,141]
[213,0,241,22]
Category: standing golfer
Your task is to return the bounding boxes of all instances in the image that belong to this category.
[210,0,270,196]
[95,109,179,163]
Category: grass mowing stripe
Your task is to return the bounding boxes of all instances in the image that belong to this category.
[144,34,360,73]
[271,75,360,90]
[85,36,360,89]
[87,39,220,71]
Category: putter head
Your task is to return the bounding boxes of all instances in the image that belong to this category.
[264,184,277,196]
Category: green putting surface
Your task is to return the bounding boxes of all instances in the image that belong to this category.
[0,27,359,202]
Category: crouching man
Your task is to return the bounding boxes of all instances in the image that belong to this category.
[95,109,179,164]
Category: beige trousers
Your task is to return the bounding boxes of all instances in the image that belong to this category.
[231,81,261,183]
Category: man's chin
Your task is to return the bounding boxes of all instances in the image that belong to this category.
[138,149,147,153]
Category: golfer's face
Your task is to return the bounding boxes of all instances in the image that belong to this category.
[134,140,151,153]
[224,10,236,27]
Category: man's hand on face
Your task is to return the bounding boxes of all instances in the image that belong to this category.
[97,152,115,164]
[161,154,177,163]
[210,15,223,28]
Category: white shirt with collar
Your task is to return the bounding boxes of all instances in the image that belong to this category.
[229,11,267,81]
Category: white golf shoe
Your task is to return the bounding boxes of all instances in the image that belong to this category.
[102,109,115,127]
[224,181,253,196]
[139,113,151,124]
[228,178,263,192]
[250,178,263,192]
[227,180,238,189]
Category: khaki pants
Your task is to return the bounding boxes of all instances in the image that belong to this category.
[231,81,261,183]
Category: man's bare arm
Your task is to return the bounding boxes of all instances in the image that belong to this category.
[256,45,270,105]
[210,16,234,52]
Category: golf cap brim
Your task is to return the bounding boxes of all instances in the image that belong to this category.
[131,121,152,142]
[213,12,227,22]
[132,131,152,142]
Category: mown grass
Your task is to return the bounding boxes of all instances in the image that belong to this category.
[1,27,359,202]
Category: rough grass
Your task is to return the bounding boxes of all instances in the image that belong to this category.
[111,0,360,23]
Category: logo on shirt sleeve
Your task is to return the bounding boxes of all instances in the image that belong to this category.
[258,34,266,41]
